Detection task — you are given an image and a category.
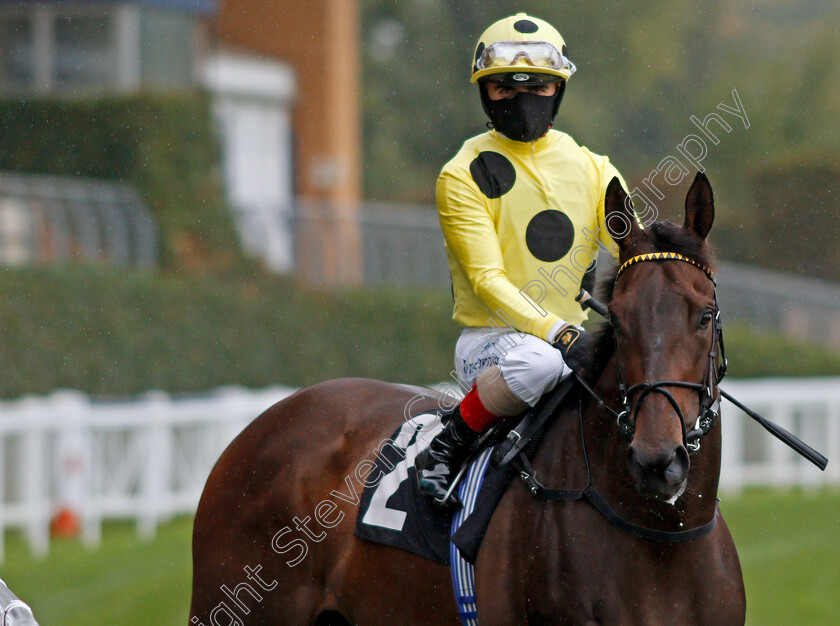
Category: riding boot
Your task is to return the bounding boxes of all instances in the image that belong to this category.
[414,407,479,508]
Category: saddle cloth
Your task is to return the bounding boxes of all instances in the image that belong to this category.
[354,412,515,565]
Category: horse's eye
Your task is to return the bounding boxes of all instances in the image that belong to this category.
[699,311,714,328]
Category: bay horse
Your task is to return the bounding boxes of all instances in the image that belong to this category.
[190,173,746,625]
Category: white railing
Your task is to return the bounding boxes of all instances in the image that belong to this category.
[719,378,840,490]
[0,379,837,560]
[0,386,295,562]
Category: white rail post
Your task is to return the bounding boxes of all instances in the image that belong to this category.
[719,400,744,492]
[21,397,49,558]
[797,400,827,487]
[52,390,100,547]
[83,412,103,549]
[139,391,173,540]
[50,390,89,540]
[0,415,7,564]
[827,402,840,483]
[216,386,254,454]
[769,403,797,488]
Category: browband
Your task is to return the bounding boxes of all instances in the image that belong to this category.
[616,252,714,282]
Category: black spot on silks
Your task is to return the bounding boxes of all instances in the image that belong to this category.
[469,151,516,199]
[513,20,539,34]
[525,210,575,262]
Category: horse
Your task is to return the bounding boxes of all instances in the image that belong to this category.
[189,172,746,625]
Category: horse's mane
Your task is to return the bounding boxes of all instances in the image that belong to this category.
[647,221,715,272]
[583,220,715,378]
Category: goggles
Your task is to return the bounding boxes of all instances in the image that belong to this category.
[474,41,576,80]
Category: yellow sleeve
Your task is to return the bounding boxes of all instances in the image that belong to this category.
[437,168,562,340]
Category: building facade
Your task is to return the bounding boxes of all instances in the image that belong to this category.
[0,0,215,94]
[0,1,361,281]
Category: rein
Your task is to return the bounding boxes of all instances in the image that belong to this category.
[511,251,826,543]
[579,252,827,469]
[507,252,726,542]
[512,393,719,543]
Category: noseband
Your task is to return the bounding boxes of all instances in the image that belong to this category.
[611,252,727,453]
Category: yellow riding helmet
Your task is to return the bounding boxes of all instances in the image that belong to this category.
[471,13,576,85]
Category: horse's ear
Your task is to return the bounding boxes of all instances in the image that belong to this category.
[604,177,643,254]
[684,172,714,239]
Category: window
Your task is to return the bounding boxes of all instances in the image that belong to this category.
[0,4,201,94]
[140,10,195,88]
[54,13,114,88]
[0,15,34,88]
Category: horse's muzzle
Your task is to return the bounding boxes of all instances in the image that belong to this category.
[627,443,690,502]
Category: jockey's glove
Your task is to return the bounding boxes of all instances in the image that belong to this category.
[551,324,598,378]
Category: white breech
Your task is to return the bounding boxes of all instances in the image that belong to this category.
[453,327,572,408]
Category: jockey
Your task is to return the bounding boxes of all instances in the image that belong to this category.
[415,13,628,506]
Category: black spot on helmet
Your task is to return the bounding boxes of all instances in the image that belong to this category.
[513,19,539,34]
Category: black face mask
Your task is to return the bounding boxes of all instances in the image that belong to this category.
[483,90,556,143]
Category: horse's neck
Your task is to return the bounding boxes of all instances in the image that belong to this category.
[556,354,721,529]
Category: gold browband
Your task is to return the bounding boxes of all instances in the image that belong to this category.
[615,252,714,282]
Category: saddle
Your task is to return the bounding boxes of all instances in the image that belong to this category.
[353,376,576,564]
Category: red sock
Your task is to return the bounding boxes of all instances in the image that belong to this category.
[459,385,501,432]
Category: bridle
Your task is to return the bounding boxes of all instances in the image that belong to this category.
[608,252,727,454]
[507,250,824,542]
[509,252,729,541]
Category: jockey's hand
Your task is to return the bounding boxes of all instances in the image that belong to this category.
[551,324,598,377]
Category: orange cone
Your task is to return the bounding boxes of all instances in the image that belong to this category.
[50,508,80,538]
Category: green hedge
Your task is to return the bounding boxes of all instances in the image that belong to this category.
[723,322,840,379]
[0,94,243,272]
[746,153,840,282]
[0,267,839,400]
[0,267,461,399]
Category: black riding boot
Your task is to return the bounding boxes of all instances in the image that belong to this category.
[414,407,479,508]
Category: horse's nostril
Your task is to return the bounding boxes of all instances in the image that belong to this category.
[663,446,689,485]
[628,444,689,489]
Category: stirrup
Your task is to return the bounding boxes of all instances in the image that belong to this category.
[433,426,500,508]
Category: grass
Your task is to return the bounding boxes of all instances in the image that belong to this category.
[721,488,840,625]
[0,518,193,625]
[0,490,838,625]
